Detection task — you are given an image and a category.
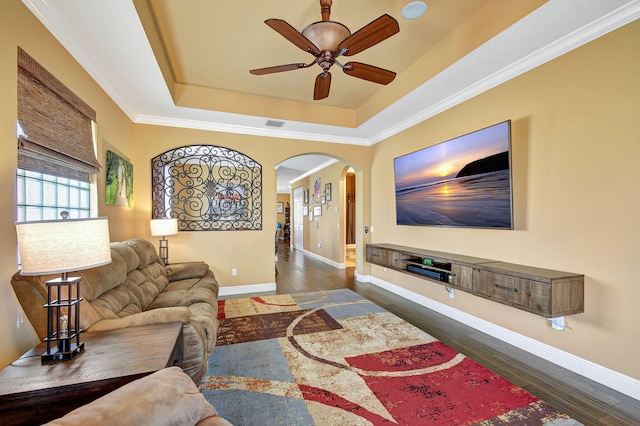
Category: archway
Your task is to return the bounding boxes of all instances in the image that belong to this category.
[275,154,361,271]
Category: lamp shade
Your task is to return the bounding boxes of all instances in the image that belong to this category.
[150,218,178,237]
[16,217,112,276]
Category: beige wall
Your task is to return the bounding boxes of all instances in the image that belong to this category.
[369,21,640,379]
[0,0,138,366]
[131,125,370,288]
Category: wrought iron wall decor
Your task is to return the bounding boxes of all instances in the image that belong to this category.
[151,145,262,231]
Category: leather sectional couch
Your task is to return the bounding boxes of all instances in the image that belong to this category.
[11,238,220,384]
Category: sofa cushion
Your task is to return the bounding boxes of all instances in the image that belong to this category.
[78,250,128,302]
[135,263,171,305]
[85,284,142,320]
[126,238,161,268]
[86,307,191,332]
[166,262,210,281]
[148,288,213,310]
[110,242,140,272]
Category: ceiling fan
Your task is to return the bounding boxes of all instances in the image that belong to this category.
[249,0,400,100]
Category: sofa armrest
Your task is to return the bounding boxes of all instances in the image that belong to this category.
[197,416,234,426]
[45,367,226,426]
[86,307,190,333]
[166,262,212,281]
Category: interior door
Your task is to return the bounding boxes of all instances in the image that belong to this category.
[293,187,304,251]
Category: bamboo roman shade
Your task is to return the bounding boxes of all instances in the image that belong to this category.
[17,47,100,182]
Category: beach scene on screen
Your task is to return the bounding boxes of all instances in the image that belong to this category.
[394,121,512,229]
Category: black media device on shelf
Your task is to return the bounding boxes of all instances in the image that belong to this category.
[406,257,453,284]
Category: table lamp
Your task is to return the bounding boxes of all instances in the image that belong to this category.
[15,217,112,363]
[150,218,178,265]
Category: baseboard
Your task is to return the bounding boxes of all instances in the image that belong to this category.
[218,282,276,297]
[358,273,640,402]
[303,249,346,269]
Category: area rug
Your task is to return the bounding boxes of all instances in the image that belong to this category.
[200,289,580,425]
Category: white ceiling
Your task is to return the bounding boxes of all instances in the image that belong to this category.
[20,0,640,193]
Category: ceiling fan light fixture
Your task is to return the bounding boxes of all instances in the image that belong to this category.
[402,1,428,20]
[302,21,351,52]
[250,0,400,100]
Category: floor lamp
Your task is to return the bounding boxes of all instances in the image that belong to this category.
[150,218,178,265]
[15,217,112,363]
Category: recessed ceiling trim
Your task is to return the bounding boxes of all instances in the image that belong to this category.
[135,114,371,146]
[22,0,640,148]
[289,159,339,184]
[19,0,164,123]
[138,0,640,147]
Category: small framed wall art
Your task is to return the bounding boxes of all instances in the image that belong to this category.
[105,150,133,208]
[325,183,332,201]
[313,177,321,199]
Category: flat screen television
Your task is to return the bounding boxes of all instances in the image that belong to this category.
[393,120,513,229]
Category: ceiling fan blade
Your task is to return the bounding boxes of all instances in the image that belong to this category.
[337,14,399,57]
[314,72,331,100]
[265,19,320,54]
[343,62,396,85]
[250,63,311,75]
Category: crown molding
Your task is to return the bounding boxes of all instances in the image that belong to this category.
[21,0,640,146]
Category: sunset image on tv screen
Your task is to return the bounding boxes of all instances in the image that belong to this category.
[394,120,513,229]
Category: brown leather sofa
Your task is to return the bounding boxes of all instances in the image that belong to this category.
[44,367,232,425]
[11,238,220,384]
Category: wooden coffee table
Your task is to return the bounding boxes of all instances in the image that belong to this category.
[0,322,183,426]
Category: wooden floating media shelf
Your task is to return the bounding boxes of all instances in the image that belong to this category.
[366,244,584,318]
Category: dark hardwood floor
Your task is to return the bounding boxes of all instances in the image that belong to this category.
[271,242,640,425]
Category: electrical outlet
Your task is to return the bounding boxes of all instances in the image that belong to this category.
[550,317,566,330]
[318,242,322,249]
[231,268,237,276]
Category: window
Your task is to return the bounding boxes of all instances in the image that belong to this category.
[16,169,90,221]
